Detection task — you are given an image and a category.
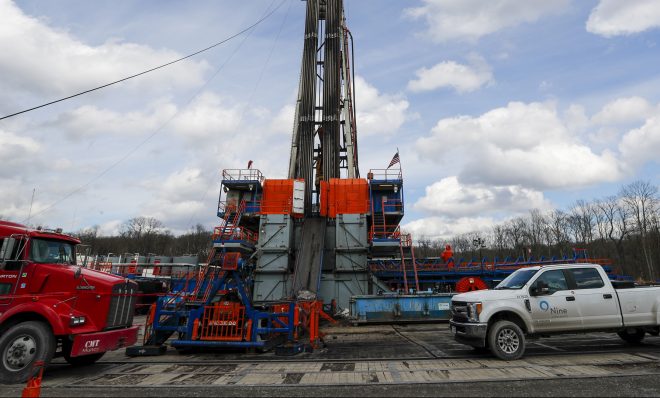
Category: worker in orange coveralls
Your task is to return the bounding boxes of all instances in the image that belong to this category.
[441,244,454,269]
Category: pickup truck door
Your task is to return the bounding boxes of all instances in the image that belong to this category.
[528,269,583,332]
[565,267,622,329]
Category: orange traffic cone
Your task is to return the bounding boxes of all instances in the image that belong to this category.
[21,360,44,398]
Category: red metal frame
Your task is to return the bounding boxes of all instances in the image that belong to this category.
[199,302,246,342]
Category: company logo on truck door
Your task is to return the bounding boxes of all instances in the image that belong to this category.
[539,300,568,317]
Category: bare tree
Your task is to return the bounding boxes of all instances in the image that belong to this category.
[505,217,529,259]
[528,209,547,257]
[547,210,569,256]
[120,217,168,254]
[597,195,631,273]
[491,225,508,256]
[620,181,658,281]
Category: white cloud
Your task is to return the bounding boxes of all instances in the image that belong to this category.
[407,54,493,94]
[138,167,217,233]
[0,129,42,177]
[403,216,496,241]
[592,96,654,125]
[587,0,660,37]
[619,115,660,168]
[354,76,410,136]
[0,177,51,223]
[414,176,550,218]
[563,104,589,134]
[270,104,295,135]
[416,101,624,189]
[0,0,209,100]
[169,92,244,140]
[50,99,177,139]
[405,0,569,42]
[97,220,123,236]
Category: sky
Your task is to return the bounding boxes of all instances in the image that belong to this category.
[1,0,659,240]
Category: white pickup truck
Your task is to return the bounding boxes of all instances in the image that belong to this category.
[449,263,660,360]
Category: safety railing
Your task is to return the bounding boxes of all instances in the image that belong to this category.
[369,256,618,273]
[399,233,412,247]
[90,262,199,277]
[382,199,403,213]
[222,169,265,183]
[367,168,402,181]
[369,224,401,241]
[212,226,258,244]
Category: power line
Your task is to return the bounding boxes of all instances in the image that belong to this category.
[22,0,284,223]
[185,0,294,229]
[0,1,286,121]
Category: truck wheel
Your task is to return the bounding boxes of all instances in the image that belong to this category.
[0,321,55,384]
[488,320,525,360]
[617,328,645,344]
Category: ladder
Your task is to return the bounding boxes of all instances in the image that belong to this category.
[214,200,247,240]
[398,233,419,293]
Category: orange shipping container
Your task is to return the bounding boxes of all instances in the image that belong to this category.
[324,178,369,217]
[261,179,295,214]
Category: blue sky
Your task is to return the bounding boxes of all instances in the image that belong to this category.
[1,0,659,240]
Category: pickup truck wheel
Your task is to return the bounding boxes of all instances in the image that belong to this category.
[0,321,55,384]
[488,320,525,360]
[617,328,645,344]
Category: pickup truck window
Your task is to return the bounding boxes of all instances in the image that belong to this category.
[494,268,538,289]
[533,269,568,294]
[567,268,605,289]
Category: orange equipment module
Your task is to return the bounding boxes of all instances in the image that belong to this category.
[320,178,369,218]
[261,179,303,215]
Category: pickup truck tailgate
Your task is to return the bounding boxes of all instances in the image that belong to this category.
[618,287,660,326]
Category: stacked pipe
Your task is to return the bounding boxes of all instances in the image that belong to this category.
[289,0,319,216]
[322,0,342,182]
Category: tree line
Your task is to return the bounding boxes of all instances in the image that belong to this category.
[3,181,657,281]
[414,181,660,282]
[75,217,212,261]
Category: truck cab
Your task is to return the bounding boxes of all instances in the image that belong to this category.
[0,221,138,384]
[450,263,660,360]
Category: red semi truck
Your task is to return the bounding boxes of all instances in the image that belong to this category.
[0,221,138,384]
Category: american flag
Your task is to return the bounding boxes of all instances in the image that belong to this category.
[387,151,400,168]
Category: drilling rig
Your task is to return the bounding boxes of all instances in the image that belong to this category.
[136,0,406,354]
[250,0,403,309]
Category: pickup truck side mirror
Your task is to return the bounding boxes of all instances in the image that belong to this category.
[530,282,550,296]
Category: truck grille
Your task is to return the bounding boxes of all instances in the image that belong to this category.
[451,301,469,323]
[106,281,137,329]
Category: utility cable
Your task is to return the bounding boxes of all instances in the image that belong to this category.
[0,1,286,121]
[186,0,293,229]
[22,0,284,223]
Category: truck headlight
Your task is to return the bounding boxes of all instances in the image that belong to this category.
[70,316,86,326]
[466,302,482,322]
